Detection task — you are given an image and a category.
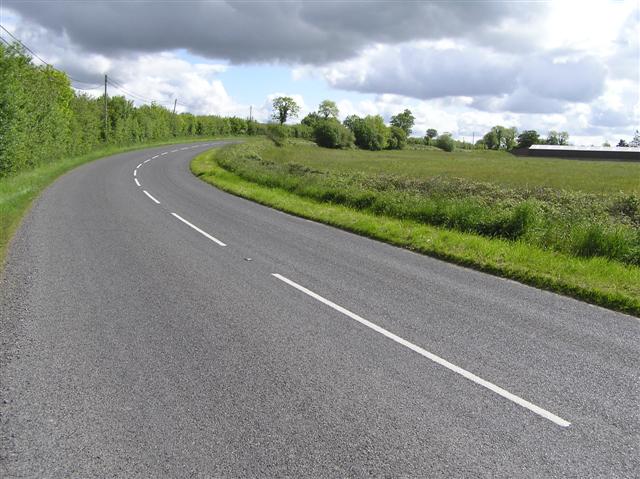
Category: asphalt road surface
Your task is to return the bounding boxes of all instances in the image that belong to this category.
[1,142,638,477]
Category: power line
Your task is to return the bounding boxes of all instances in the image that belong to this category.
[0,24,187,112]
[0,24,104,88]
[108,76,186,108]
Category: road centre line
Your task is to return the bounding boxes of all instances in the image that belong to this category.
[161,152,168,155]
[171,149,179,152]
[134,178,140,187]
[143,190,161,204]
[271,273,571,428]
[137,163,143,168]
[152,155,159,159]
[170,213,227,246]
[133,170,137,177]
[144,159,151,163]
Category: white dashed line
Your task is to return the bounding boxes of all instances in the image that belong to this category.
[161,152,168,155]
[143,190,161,204]
[137,163,143,169]
[152,155,159,159]
[171,149,179,153]
[144,159,151,164]
[134,178,140,187]
[170,213,226,246]
[133,170,137,177]
[271,273,571,428]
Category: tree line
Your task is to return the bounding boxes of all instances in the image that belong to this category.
[0,43,260,177]
[270,96,639,153]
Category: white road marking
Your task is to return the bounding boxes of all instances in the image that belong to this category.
[161,152,168,155]
[170,213,226,246]
[272,273,571,428]
[137,163,143,169]
[133,170,137,177]
[171,149,179,153]
[144,159,151,164]
[143,190,161,204]
[180,147,188,150]
[134,178,140,187]
[152,155,159,159]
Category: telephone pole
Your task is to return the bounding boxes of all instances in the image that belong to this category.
[104,74,108,142]
[249,105,253,122]
[172,98,177,115]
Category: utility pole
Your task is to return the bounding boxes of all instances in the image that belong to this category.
[104,74,108,142]
[249,105,253,122]
[172,98,177,115]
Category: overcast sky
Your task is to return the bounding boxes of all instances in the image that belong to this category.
[1,0,638,144]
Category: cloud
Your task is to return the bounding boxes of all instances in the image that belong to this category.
[3,0,544,64]
[322,43,518,100]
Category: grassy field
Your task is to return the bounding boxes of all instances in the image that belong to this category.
[260,141,640,194]
[192,149,640,316]
[0,137,240,268]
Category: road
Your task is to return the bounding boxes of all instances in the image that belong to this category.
[1,141,638,477]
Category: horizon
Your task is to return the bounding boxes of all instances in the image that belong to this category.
[1,0,638,146]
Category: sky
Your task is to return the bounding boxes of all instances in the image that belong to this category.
[0,0,638,145]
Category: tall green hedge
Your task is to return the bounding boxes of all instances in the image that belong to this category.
[0,43,257,177]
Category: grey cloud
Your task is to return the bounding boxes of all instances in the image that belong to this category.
[472,89,566,114]
[521,56,606,103]
[329,46,519,99]
[4,0,542,64]
[590,107,636,128]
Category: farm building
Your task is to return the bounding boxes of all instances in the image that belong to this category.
[513,145,640,161]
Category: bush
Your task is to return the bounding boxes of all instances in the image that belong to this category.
[266,123,289,147]
[436,134,455,152]
[314,119,354,148]
[387,126,407,150]
[290,124,314,140]
[347,115,389,150]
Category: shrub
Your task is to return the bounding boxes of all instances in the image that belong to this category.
[347,115,389,150]
[387,126,407,150]
[266,123,289,147]
[314,119,354,149]
[290,124,314,140]
[436,133,455,152]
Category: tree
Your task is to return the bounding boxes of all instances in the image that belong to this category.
[516,130,540,148]
[314,119,354,148]
[630,130,640,147]
[271,96,300,125]
[390,109,415,136]
[483,125,517,150]
[602,141,611,147]
[436,133,455,152]
[617,139,629,147]
[318,100,339,120]
[546,130,568,145]
[424,128,438,145]
[345,115,389,150]
[301,112,321,129]
[387,126,407,150]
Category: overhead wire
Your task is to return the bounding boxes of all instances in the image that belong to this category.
[1,24,184,110]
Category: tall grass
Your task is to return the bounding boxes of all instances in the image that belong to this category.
[215,141,640,266]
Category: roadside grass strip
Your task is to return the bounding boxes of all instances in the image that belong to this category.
[191,150,640,317]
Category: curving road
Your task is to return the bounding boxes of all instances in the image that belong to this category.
[1,142,638,477]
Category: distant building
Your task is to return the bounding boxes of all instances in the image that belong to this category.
[512,145,640,161]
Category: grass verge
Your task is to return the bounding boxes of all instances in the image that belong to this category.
[0,136,241,268]
[192,149,640,317]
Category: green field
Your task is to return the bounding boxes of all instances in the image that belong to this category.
[192,147,640,316]
[260,141,640,194]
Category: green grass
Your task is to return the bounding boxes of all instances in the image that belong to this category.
[212,141,639,266]
[259,141,640,194]
[0,136,242,268]
[191,148,640,316]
